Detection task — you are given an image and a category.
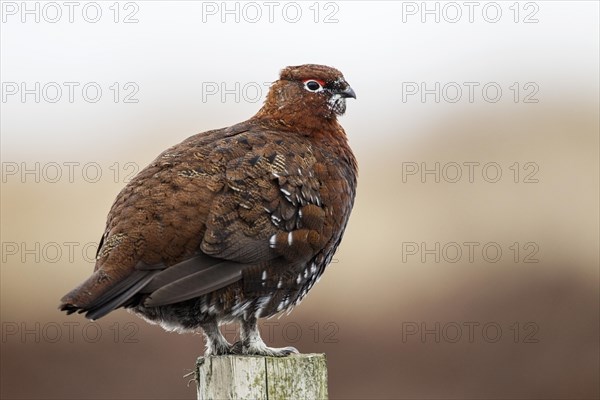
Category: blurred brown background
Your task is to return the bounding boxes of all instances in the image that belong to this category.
[1,1,598,399]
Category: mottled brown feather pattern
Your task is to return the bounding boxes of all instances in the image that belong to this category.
[60,64,357,356]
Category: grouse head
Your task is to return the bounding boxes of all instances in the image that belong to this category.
[253,64,356,132]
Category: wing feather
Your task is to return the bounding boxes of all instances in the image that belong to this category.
[144,261,245,307]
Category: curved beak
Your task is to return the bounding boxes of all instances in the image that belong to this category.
[338,86,357,99]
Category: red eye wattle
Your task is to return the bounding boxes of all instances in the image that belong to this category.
[303,79,325,86]
[303,79,325,92]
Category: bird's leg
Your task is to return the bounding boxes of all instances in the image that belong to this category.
[201,320,232,356]
[234,315,299,357]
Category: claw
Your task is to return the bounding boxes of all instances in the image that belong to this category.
[232,321,300,357]
[270,346,299,357]
[232,342,299,357]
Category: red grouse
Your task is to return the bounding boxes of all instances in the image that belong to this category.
[60,64,358,356]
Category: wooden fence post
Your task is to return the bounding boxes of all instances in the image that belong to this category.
[196,353,328,399]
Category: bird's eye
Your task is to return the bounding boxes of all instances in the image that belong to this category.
[304,80,324,92]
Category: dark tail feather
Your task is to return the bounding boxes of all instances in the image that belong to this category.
[60,253,248,318]
[84,270,160,320]
[59,268,159,320]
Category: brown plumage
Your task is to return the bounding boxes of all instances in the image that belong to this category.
[59,64,358,356]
